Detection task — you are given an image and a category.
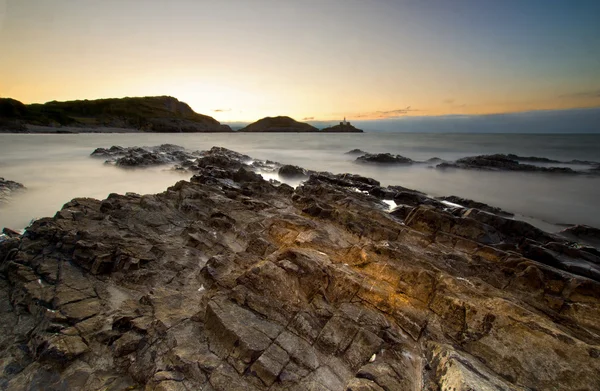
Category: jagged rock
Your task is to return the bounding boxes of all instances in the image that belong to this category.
[1,146,599,390]
[91,144,200,167]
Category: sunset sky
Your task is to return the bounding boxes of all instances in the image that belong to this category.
[1,0,599,122]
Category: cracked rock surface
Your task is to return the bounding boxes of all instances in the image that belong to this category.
[0,147,599,390]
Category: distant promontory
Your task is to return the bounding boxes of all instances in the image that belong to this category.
[238,116,363,133]
[0,96,364,133]
[0,96,232,133]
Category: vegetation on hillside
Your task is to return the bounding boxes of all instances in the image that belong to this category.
[0,96,226,132]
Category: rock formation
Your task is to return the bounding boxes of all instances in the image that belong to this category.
[356,153,413,164]
[1,147,599,390]
[436,154,598,174]
[345,149,368,155]
[239,117,319,133]
[91,144,203,167]
[0,177,25,203]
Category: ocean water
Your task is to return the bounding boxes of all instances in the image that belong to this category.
[1,133,599,232]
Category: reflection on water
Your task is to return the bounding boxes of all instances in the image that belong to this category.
[1,133,599,231]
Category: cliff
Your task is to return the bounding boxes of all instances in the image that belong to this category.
[0,146,599,390]
[0,96,232,132]
[239,116,319,132]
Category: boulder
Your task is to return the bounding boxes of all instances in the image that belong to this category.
[278,165,307,179]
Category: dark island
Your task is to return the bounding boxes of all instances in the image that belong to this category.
[238,116,364,133]
[320,119,364,133]
[0,96,232,133]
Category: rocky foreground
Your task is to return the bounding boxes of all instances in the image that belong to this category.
[1,147,599,390]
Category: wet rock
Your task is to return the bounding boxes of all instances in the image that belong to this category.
[438,195,514,217]
[1,146,599,391]
[559,224,600,249]
[278,164,307,179]
[356,153,413,164]
[2,227,21,238]
[90,144,200,167]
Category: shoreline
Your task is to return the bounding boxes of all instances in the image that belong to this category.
[0,125,367,134]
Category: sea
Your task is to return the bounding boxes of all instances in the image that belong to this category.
[1,132,599,233]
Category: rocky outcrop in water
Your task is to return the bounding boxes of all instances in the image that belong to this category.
[0,178,25,203]
[356,153,413,164]
[437,154,600,175]
[345,149,368,155]
[91,144,202,167]
[1,147,599,390]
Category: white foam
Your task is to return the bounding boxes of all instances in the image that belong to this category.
[440,200,464,209]
[382,199,397,209]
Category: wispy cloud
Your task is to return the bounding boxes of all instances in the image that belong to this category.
[212,108,232,112]
[559,90,600,99]
[302,116,314,121]
[443,99,455,104]
[354,106,418,119]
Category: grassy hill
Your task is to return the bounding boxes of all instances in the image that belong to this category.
[0,96,231,132]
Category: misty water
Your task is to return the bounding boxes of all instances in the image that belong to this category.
[1,133,599,233]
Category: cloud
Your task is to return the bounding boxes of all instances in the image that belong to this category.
[443,99,455,104]
[212,108,232,112]
[302,117,314,121]
[559,90,600,99]
[354,106,418,119]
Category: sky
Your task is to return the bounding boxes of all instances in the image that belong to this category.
[1,0,599,122]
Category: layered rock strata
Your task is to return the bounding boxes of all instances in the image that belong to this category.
[0,147,599,390]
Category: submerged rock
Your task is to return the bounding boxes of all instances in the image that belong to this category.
[437,154,584,174]
[1,147,599,390]
[356,153,413,164]
[0,177,25,203]
[345,149,368,155]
